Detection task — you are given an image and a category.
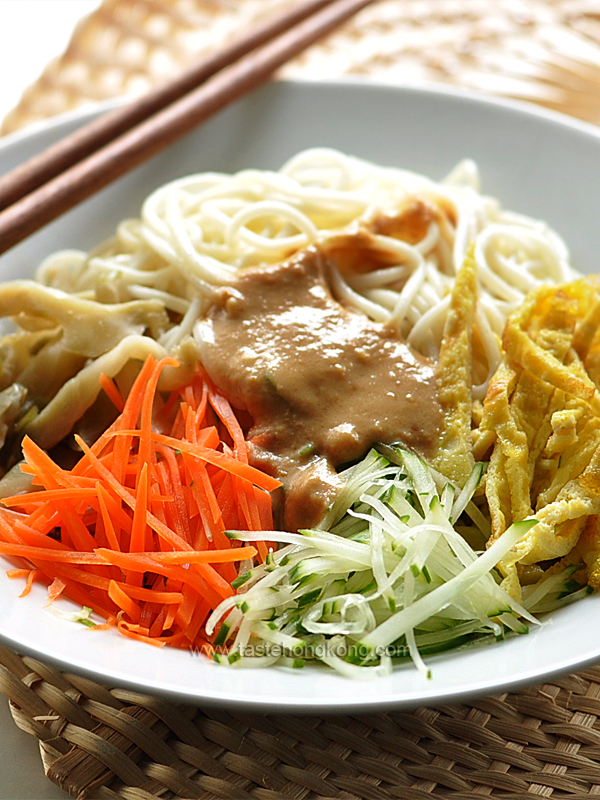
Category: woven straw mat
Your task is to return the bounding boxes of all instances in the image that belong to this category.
[5,0,600,133]
[4,642,600,798]
[4,1,600,798]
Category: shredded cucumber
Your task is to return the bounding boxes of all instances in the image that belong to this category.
[206,446,586,678]
[48,604,97,628]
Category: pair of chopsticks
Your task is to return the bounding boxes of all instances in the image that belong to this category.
[0,0,373,257]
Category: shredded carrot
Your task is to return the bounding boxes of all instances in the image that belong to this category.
[99,373,125,413]
[6,568,30,579]
[89,615,118,632]
[94,545,258,565]
[117,619,168,647]
[0,355,280,651]
[0,543,104,563]
[111,431,280,491]
[96,483,122,552]
[108,580,141,623]
[22,569,41,597]
[7,568,41,597]
[46,578,66,606]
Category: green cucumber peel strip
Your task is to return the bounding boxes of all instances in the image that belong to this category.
[355,518,537,656]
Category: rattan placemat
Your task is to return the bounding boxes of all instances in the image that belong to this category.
[4,642,600,798]
[5,0,600,133]
[4,1,600,798]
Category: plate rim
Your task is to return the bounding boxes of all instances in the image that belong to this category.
[2,77,600,712]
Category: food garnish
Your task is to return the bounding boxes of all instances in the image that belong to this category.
[0,355,279,650]
[207,446,585,677]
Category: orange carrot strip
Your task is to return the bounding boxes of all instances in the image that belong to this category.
[16,496,64,535]
[208,386,249,463]
[234,474,262,532]
[182,401,196,445]
[19,439,98,551]
[151,433,280,491]
[22,562,117,618]
[48,500,98,554]
[167,630,210,650]
[0,509,72,551]
[99,373,125,412]
[75,362,153,465]
[182,474,199,525]
[233,476,269,561]
[7,568,41,597]
[108,580,141,623]
[117,619,167,647]
[0,543,104,564]
[154,460,184,545]
[180,594,210,645]
[85,456,226,602]
[189,515,209,554]
[94,551,226,608]
[21,569,42,597]
[156,444,191,544]
[20,562,121,621]
[119,355,157,425]
[46,577,66,606]
[162,602,178,634]
[174,585,200,633]
[148,605,167,638]
[254,541,268,562]
[190,462,236,581]
[17,455,238,603]
[139,357,177,472]
[253,486,275,530]
[109,428,280,492]
[148,482,171,551]
[156,385,180,429]
[195,427,221,450]
[16,552,179,610]
[190,457,224,530]
[117,585,183,605]
[183,455,224,544]
[95,545,257,565]
[1,487,99,507]
[6,568,30,578]
[192,393,209,438]
[21,437,72,489]
[130,462,150,556]
[18,508,62,539]
[97,486,134,539]
[89,616,118,632]
[216,473,240,532]
[33,563,110,592]
[73,435,191,549]
[169,406,186,440]
[96,483,122,552]
[104,355,157,485]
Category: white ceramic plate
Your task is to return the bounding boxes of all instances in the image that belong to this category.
[1,79,600,712]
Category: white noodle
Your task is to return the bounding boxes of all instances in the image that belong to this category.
[35,148,580,392]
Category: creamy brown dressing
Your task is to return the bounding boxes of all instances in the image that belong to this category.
[197,246,442,530]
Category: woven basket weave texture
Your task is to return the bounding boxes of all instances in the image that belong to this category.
[5,0,600,133]
[4,644,600,798]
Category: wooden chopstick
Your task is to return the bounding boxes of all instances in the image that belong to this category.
[0,0,373,258]
[0,0,333,212]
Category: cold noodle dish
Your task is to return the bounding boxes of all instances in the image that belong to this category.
[0,148,597,678]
